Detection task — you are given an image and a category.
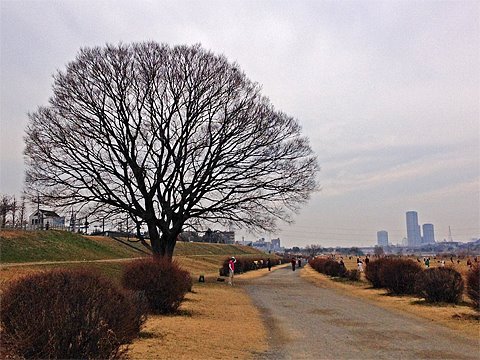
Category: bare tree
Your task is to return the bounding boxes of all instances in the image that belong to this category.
[18,196,26,229]
[25,43,319,258]
[306,244,323,257]
[0,194,12,228]
[10,196,17,228]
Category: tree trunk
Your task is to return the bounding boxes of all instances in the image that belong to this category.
[146,221,162,255]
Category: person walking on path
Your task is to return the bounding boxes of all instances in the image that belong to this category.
[357,257,363,272]
[228,257,236,285]
[267,258,272,271]
[297,258,302,268]
[291,258,296,271]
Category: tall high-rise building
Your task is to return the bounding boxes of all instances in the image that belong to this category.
[422,223,435,244]
[406,211,422,247]
[377,230,389,247]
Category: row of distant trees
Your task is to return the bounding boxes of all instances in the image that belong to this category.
[0,194,27,229]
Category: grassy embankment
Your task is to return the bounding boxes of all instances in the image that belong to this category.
[0,229,273,359]
[0,229,265,286]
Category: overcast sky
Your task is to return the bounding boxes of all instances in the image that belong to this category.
[1,0,479,247]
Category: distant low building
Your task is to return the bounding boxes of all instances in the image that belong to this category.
[202,229,235,244]
[251,237,283,252]
[271,238,281,251]
[29,209,65,230]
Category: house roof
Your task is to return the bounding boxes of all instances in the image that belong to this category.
[31,209,61,218]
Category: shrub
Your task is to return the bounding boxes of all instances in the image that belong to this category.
[466,264,480,311]
[122,256,192,314]
[323,259,346,277]
[308,258,346,277]
[415,267,464,304]
[365,258,391,288]
[344,269,361,281]
[1,268,146,359]
[219,257,279,276]
[308,257,329,273]
[379,258,422,295]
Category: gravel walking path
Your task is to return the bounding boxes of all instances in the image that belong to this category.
[243,266,479,359]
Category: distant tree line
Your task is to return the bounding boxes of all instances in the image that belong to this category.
[0,194,27,229]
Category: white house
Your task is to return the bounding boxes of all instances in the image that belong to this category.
[29,209,65,230]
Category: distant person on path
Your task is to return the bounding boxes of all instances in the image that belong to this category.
[291,258,296,271]
[228,257,236,286]
[466,258,472,269]
[357,257,363,272]
[365,256,370,266]
[267,258,272,271]
[425,258,430,268]
[298,258,302,268]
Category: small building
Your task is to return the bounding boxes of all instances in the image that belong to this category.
[29,209,65,230]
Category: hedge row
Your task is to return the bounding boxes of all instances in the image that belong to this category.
[1,256,192,359]
[219,256,281,276]
[308,257,360,281]
[365,258,472,305]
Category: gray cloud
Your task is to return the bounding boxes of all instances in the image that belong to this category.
[1,0,478,246]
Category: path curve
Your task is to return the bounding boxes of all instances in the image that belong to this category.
[243,266,479,359]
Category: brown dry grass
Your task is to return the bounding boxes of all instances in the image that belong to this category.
[126,267,283,359]
[300,265,479,339]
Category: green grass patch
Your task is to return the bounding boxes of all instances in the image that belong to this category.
[0,230,145,263]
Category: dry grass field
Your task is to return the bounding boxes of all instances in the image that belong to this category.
[2,230,477,358]
[126,267,283,359]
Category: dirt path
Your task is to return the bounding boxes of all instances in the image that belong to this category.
[243,266,479,360]
[0,257,144,268]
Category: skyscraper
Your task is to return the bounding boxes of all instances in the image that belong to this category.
[422,223,435,244]
[377,230,389,247]
[406,211,421,247]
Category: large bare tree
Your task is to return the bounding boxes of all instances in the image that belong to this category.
[25,43,319,258]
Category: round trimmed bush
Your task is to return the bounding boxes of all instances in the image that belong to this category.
[415,267,464,303]
[379,258,422,295]
[323,259,346,277]
[1,268,146,359]
[365,258,391,288]
[121,256,192,314]
[466,264,480,311]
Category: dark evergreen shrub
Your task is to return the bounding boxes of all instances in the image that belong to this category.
[379,258,422,294]
[122,256,192,314]
[1,268,146,359]
[415,267,464,303]
[466,264,480,311]
[365,258,391,288]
